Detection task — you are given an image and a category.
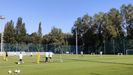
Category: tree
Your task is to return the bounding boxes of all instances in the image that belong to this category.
[30,32,41,51]
[46,27,65,52]
[121,4,133,39]
[37,22,42,37]
[108,8,122,38]
[42,34,49,44]
[72,15,92,46]
[72,17,82,37]
[31,32,40,44]
[15,17,27,51]
[4,20,15,43]
[37,22,43,45]
[15,17,27,43]
[72,15,95,53]
[49,27,64,44]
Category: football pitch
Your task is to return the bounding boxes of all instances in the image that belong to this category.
[0,54,133,75]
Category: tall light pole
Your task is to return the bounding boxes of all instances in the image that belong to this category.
[103,40,106,54]
[121,10,127,55]
[80,33,84,52]
[1,31,3,52]
[76,27,78,54]
[0,16,5,52]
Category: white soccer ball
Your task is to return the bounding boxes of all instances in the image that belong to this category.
[8,70,12,74]
[18,62,20,64]
[17,70,20,73]
[14,70,18,73]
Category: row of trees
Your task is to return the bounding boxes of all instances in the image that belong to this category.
[0,4,133,54]
[1,17,72,45]
[72,4,133,54]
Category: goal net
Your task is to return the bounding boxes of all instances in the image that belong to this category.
[126,49,133,55]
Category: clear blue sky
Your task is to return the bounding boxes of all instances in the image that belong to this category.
[0,0,133,34]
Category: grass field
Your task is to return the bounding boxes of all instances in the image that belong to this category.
[0,54,133,75]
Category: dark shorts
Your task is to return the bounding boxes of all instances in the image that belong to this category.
[19,59,22,61]
[45,57,48,62]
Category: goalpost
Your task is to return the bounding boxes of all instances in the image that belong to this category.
[126,49,133,55]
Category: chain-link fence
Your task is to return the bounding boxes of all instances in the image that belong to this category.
[0,39,133,54]
[1,43,82,54]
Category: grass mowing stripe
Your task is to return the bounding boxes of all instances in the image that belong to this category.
[63,58,133,66]
[1,55,133,75]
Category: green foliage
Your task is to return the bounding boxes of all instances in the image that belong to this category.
[4,20,15,43]
[48,27,65,45]
[71,4,133,53]
[2,4,133,54]
[15,17,26,43]
[37,22,42,37]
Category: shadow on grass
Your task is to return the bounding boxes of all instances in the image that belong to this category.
[40,60,57,63]
[65,58,133,66]
[90,73,101,75]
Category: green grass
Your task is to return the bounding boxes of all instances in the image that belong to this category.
[0,54,133,75]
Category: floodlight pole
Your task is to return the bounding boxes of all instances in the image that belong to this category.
[0,16,5,52]
[76,26,78,54]
[1,32,3,52]
[103,40,106,54]
[123,37,126,55]
[123,17,127,55]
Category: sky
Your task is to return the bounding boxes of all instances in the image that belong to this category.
[0,0,133,34]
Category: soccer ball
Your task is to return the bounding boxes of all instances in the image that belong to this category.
[18,62,20,64]
[8,70,12,74]
[17,70,20,73]
[14,70,18,73]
